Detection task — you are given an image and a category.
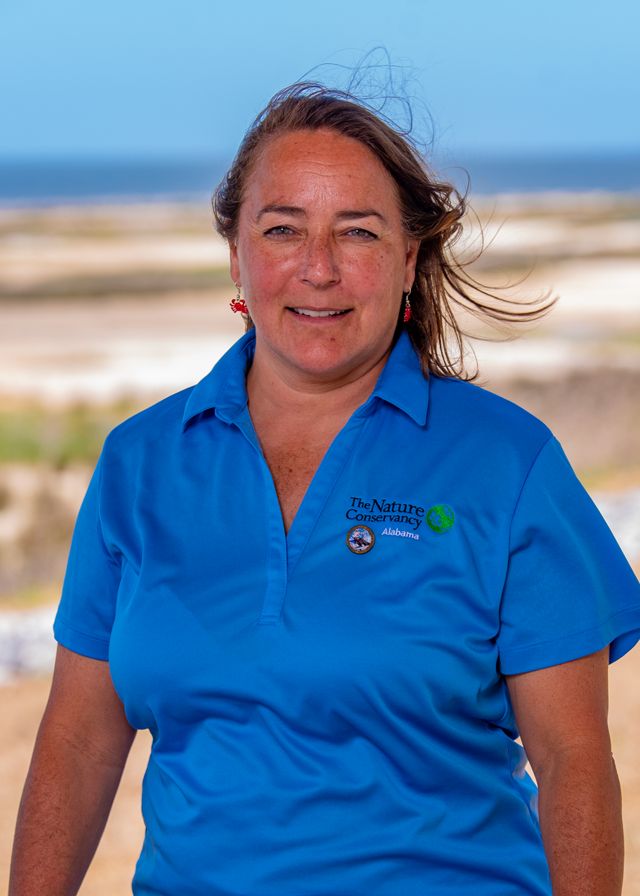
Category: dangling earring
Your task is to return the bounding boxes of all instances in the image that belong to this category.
[230,283,248,315]
[403,289,412,323]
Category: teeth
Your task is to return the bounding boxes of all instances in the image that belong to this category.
[293,308,346,317]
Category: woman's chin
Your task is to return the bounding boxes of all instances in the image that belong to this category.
[279,342,386,388]
[288,353,355,383]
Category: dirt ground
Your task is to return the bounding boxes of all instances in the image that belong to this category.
[2,646,640,894]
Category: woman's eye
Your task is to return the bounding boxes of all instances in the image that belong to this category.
[264,225,295,237]
[346,228,378,240]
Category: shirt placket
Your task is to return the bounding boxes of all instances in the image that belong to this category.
[233,402,375,625]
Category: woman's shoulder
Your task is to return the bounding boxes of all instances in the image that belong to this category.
[428,372,553,457]
[103,335,252,456]
[102,384,196,456]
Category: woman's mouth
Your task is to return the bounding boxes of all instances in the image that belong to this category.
[288,307,351,318]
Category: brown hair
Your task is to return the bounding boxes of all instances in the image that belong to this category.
[213,82,555,381]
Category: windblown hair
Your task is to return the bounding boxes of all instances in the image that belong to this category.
[212,82,555,381]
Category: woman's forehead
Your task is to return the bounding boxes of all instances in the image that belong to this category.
[242,128,400,209]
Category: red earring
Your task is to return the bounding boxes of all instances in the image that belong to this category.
[403,290,412,323]
[230,283,248,315]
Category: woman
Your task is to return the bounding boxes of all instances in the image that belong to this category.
[10,83,640,895]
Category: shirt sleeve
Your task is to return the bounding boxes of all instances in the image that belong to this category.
[497,434,640,675]
[53,443,122,661]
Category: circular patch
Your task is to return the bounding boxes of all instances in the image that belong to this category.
[426,504,455,533]
[346,525,376,554]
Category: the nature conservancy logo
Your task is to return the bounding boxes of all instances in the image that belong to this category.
[345,495,455,546]
[347,495,425,531]
[346,525,375,554]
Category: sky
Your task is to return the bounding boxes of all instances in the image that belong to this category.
[1,0,639,161]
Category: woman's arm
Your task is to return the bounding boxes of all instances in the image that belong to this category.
[9,644,136,896]
[506,646,623,896]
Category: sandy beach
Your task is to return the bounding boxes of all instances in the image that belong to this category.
[1,195,640,405]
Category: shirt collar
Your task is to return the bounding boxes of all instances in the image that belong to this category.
[370,329,430,426]
[182,329,256,429]
[181,328,430,431]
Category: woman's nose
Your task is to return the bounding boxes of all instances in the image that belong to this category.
[300,235,340,288]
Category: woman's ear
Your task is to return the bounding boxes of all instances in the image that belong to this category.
[404,238,420,292]
[229,240,240,285]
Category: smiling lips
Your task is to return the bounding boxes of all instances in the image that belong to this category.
[289,307,351,318]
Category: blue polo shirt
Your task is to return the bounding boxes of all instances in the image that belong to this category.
[54,329,640,896]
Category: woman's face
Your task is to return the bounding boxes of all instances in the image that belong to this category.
[230,128,419,388]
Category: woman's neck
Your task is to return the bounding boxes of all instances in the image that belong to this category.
[245,344,390,425]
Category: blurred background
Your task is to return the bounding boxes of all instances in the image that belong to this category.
[1,0,639,892]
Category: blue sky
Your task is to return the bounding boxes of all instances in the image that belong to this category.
[1,0,639,160]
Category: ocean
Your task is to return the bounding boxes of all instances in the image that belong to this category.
[0,152,638,207]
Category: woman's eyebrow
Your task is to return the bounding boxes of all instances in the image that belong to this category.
[335,209,387,224]
[256,204,387,223]
[256,204,304,220]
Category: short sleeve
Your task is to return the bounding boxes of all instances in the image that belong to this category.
[497,435,640,675]
[53,444,122,661]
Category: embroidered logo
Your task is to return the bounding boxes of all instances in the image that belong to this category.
[346,525,375,554]
[346,495,424,531]
[426,504,455,534]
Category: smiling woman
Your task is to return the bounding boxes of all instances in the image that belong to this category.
[229,127,418,391]
[9,82,640,896]
[214,82,557,382]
